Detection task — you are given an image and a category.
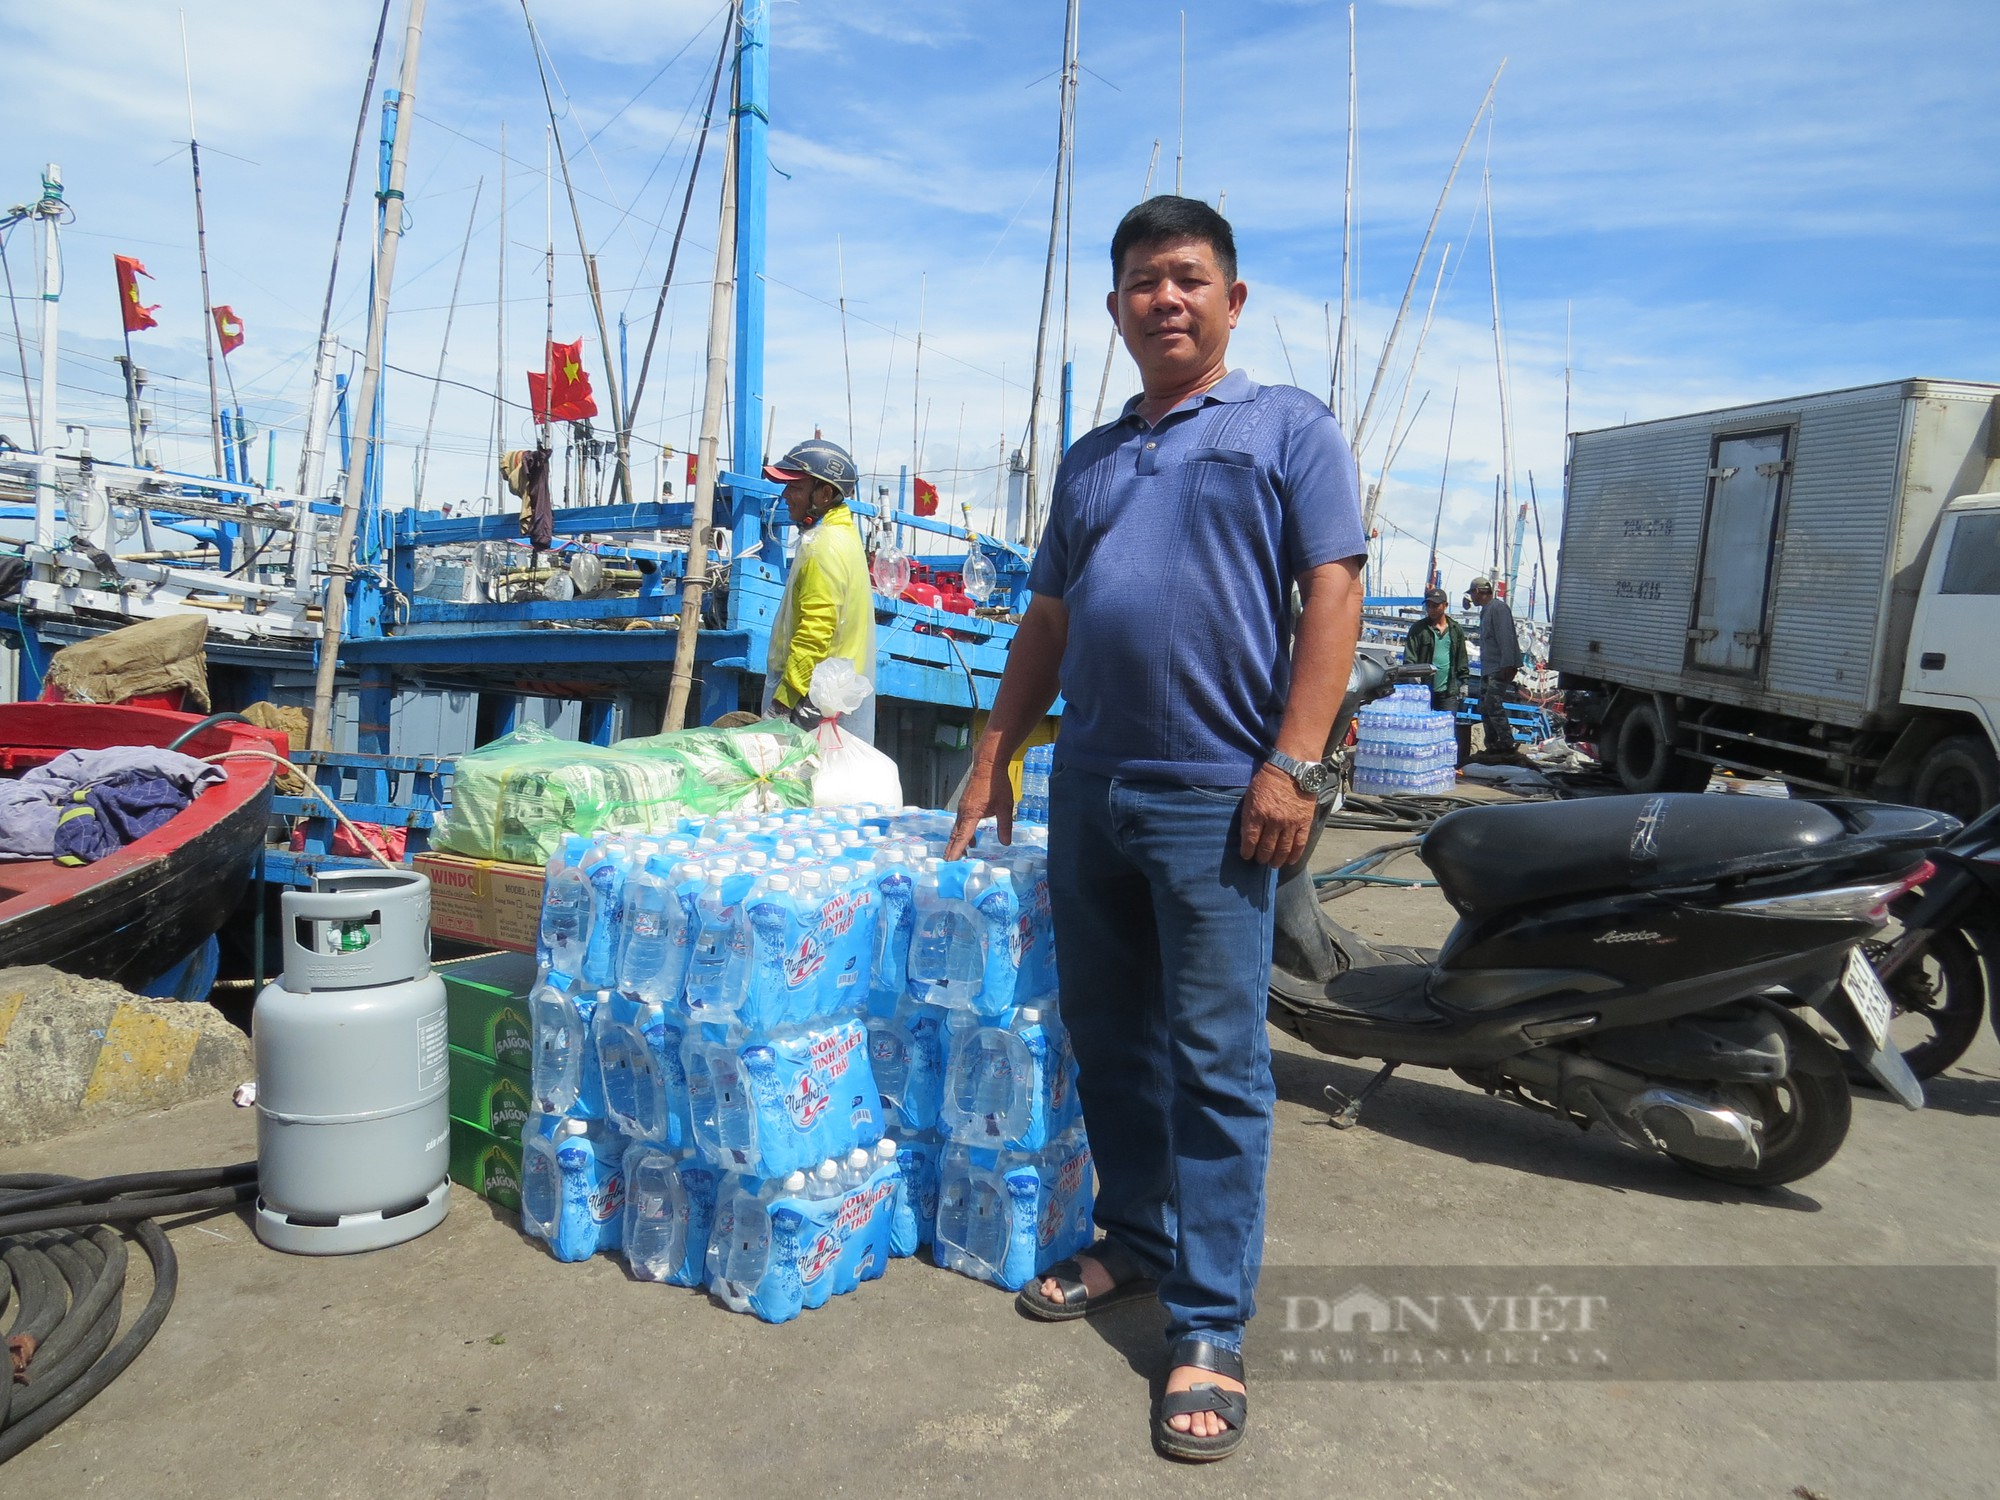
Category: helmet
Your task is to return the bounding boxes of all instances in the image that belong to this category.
[764,438,858,499]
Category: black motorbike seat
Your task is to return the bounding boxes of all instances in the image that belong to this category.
[1421,794,1848,916]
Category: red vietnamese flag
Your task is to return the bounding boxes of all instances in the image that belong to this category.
[114,255,159,333]
[912,477,939,516]
[686,451,699,490]
[526,337,598,423]
[213,305,245,355]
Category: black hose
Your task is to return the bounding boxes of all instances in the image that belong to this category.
[0,1167,251,1464]
[165,711,254,753]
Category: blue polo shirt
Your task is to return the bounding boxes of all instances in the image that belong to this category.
[1027,369,1366,786]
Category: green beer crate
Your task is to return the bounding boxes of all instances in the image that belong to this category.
[448,1045,536,1136]
[439,950,537,1072]
[448,1115,525,1213]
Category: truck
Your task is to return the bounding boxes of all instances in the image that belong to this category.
[1552,378,2000,819]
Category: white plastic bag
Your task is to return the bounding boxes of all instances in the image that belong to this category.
[809,659,902,807]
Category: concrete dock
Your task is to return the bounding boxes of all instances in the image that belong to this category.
[5,816,1998,1498]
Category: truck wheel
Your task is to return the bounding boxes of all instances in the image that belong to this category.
[1910,735,1999,822]
[1615,701,1709,794]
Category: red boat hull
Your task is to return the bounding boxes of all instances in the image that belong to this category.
[0,704,284,989]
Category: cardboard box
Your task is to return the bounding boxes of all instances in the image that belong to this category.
[439,951,538,1070]
[416,852,545,952]
[448,1115,524,1213]
[448,1046,536,1136]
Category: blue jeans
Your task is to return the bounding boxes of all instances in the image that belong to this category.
[1047,764,1279,1352]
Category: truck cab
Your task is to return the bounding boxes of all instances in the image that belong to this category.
[1898,492,2000,818]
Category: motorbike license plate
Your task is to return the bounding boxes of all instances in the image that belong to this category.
[1843,946,1895,1051]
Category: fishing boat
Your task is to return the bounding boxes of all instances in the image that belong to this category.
[0,703,281,988]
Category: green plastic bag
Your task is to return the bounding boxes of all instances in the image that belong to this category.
[435,722,688,865]
[621,718,819,816]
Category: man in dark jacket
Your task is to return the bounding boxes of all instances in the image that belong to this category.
[1471,575,1521,755]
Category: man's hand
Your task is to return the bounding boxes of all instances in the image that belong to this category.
[1239,762,1318,868]
[946,753,1014,859]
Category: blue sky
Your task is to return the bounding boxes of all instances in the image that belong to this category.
[3,0,1996,606]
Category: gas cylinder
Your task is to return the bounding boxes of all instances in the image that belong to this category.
[253,868,451,1254]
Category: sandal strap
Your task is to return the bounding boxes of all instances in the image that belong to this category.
[1159,1383,1248,1428]
[1169,1336,1245,1384]
[1038,1266,1089,1304]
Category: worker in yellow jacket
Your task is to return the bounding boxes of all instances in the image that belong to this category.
[760,437,878,743]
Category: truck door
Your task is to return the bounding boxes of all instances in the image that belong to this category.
[1907,502,2000,713]
[1687,429,1789,675]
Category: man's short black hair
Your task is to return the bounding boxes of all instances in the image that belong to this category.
[1110,195,1238,286]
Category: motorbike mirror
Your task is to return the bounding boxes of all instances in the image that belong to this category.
[1325,655,1394,757]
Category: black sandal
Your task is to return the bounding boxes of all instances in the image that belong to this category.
[1153,1337,1248,1462]
[1014,1237,1157,1322]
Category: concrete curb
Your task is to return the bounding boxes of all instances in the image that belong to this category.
[0,966,251,1151]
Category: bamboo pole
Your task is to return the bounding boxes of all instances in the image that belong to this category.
[308,0,427,751]
[662,110,738,732]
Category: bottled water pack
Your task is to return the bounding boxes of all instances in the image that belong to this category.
[704,1139,903,1323]
[682,1016,883,1179]
[933,1125,1094,1292]
[1352,683,1458,797]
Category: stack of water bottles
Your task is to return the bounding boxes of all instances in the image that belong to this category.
[1016,744,1055,825]
[518,801,1091,1323]
[1350,683,1458,796]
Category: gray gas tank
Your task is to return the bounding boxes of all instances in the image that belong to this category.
[253,867,451,1255]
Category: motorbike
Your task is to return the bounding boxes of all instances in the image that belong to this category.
[1267,660,1955,1188]
[1865,801,2000,1080]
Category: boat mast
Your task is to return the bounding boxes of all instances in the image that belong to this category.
[31,167,61,458]
[1484,157,1516,592]
[1334,3,1356,430]
[1351,60,1503,459]
[179,14,227,478]
[1023,0,1081,545]
[1090,140,1158,431]
[523,2,631,504]
[309,0,428,751]
[490,121,506,515]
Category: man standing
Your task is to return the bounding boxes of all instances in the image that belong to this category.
[1470,575,1520,757]
[1405,586,1471,762]
[947,197,1365,1462]
[760,437,877,743]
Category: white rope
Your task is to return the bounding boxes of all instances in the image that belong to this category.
[200,748,401,870]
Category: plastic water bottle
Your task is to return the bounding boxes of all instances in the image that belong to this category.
[867,995,946,1132]
[520,1113,625,1263]
[580,841,631,992]
[708,1170,809,1321]
[965,863,1023,1016]
[742,872,802,1034]
[887,1129,941,1256]
[617,855,694,1007]
[539,834,594,978]
[622,1144,718,1287]
[683,862,752,1020]
[908,859,988,1010]
[870,849,916,996]
[530,976,605,1118]
[682,1032,761,1171]
[594,994,689,1148]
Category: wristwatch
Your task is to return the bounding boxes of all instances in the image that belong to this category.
[1265,749,1332,797]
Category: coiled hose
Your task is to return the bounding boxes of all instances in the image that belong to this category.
[0,1163,256,1464]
